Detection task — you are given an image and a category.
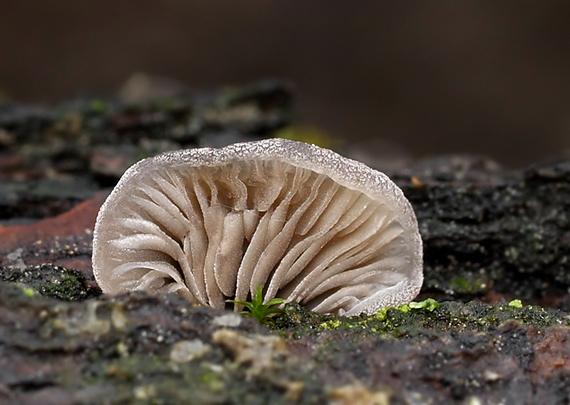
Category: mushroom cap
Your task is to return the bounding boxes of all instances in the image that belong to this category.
[92,138,423,316]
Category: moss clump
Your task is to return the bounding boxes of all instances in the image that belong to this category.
[508,299,523,308]
[40,271,82,300]
[0,264,98,301]
[319,319,342,330]
[450,276,488,295]
[22,286,36,297]
[271,299,569,339]
[409,298,440,311]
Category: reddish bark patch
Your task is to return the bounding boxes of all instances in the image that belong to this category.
[0,191,108,253]
[530,327,570,380]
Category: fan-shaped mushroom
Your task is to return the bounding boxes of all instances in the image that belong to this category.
[92,139,423,316]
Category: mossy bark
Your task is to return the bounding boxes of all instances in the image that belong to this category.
[1,82,569,403]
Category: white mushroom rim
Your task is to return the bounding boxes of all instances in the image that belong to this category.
[92,138,423,316]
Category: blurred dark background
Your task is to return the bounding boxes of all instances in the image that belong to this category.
[1,1,569,167]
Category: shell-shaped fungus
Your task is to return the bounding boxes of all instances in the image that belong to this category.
[92,139,423,316]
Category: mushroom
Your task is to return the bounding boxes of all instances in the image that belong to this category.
[92,139,423,316]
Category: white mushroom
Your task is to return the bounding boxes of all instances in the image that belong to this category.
[92,139,423,316]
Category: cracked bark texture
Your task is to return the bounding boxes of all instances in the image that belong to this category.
[0,82,568,404]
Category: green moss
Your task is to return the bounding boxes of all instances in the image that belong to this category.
[272,299,569,339]
[1,264,95,301]
[450,276,487,294]
[319,319,342,330]
[409,298,440,311]
[40,272,85,301]
[508,299,523,308]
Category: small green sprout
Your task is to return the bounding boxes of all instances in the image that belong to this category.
[508,299,523,308]
[22,287,35,297]
[226,285,285,323]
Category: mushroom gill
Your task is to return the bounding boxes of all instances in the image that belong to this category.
[92,139,423,316]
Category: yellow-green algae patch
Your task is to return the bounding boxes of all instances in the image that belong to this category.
[270,298,569,338]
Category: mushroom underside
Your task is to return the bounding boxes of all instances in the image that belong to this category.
[94,158,413,315]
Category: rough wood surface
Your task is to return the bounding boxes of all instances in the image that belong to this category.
[1,83,568,404]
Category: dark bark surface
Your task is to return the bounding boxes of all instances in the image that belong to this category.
[0,82,568,404]
[391,156,570,311]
